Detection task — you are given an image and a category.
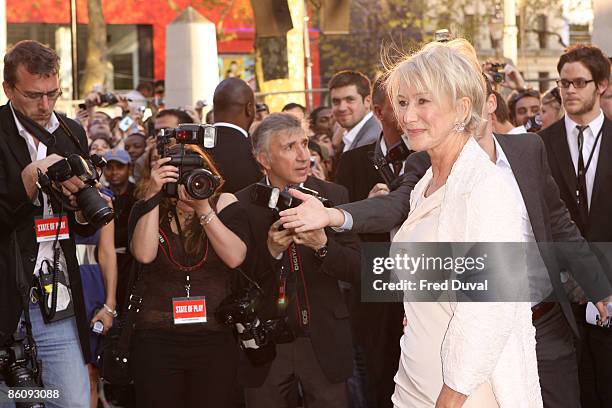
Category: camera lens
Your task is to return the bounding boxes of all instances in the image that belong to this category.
[184,169,216,200]
[76,186,115,228]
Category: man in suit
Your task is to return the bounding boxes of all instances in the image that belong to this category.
[335,76,406,407]
[280,77,612,408]
[0,41,98,407]
[236,113,360,408]
[329,70,382,154]
[539,44,612,408]
[211,77,262,193]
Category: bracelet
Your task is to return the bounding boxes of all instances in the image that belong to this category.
[103,303,118,318]
[199,209,217,226]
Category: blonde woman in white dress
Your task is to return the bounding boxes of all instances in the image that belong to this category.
[386,39,542,408]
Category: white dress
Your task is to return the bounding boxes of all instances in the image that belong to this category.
[391,185,498,407]
[391,138,542,408]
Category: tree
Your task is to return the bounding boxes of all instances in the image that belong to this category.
[79,0,110,97]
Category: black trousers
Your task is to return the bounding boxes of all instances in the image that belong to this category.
[132,329,239,408]
[573,303,612,408]
[244,337,348,408]
[534,304,581,408]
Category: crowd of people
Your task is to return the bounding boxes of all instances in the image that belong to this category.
[0,35,611,408]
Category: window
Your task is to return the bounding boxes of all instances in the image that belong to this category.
[569,24,590,45]
[539,72,550,92]
[537,15,548,49]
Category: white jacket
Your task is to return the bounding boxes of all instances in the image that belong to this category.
[410,137,543,407]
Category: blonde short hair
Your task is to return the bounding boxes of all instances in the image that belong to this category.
[385,38,485,134]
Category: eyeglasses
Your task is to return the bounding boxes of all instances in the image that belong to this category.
[14,86,63,101]
[556,78,595,89]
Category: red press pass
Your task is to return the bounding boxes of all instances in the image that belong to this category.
[35,216,69,242]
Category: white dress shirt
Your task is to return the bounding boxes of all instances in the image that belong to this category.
[507,125,527,135]
[10,103,69,279]
[564,110,604,209]
[494,138,552,305]
[342,111,373,152]
[214,122,249,138]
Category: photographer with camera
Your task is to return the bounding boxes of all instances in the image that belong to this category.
[0,41,110,408]
[235,113,360,408]
[128,135,249,407]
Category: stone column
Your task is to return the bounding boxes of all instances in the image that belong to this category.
[165,6,219,109]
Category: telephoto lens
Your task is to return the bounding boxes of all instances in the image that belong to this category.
[76,186,115,228]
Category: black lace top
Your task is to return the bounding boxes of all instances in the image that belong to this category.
[132,201,249,333]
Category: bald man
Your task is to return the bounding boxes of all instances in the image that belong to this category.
[210,78,262,193]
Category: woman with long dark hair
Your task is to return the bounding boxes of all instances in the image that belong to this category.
[129,143,248,407]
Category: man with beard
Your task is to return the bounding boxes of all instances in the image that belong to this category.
[539,44,612,408]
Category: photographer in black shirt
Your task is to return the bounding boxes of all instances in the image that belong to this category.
[129,143,249,408]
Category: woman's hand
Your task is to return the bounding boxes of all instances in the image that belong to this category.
[435,384,467,408]
[144,157,178,200]
[90,308,113,335]
[177,184,212,215]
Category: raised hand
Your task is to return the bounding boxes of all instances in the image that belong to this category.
[144,157,178,200]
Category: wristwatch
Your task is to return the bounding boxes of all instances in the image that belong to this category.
[314,245,328,259]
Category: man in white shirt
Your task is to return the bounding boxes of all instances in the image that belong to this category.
[0,40,99,408]
[329,70,381,153]
[539,44,612,408]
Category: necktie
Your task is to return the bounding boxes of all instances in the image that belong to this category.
[392,161,403,177]
[575,125,589,231]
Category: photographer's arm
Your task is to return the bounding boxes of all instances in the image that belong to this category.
[130,202,160,264]
[93,219,118,333]
[130,157,178,263]
[191,192,247,269]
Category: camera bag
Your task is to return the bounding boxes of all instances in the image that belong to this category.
[96,260,144,386]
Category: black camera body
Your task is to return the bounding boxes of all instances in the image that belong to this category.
[216,287,294,366]
[489,63,506,84]
[250,183,331,214]
[157,124,221,200]
[38,154,114,228]
[525,115,543,132]
[371,139,412,191]
[98,92,119,106]
[0,337,44,407]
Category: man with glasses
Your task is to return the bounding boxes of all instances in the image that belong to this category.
[0,40,97,407]
[539,44,612,408]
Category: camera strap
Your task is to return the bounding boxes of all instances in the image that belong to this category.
[278,243,311,330]
[10,230,44,386]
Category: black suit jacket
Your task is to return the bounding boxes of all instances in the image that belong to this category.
[0,103,96,359]
[209,124,262,194]
[335,138,388,244]
[235,177,360,386]
[539,116,612,242]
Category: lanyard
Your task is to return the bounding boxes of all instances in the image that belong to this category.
[277,242,311,328]
[575,126,603,203]
[582,127,603,175]
[159,210,208,298]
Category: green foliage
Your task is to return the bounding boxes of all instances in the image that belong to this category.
[315,0,427,81]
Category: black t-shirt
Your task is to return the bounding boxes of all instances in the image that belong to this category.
[133,200,250,333]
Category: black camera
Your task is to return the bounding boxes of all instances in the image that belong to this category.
[0,337,44,408]
[250,183,331,214]
[371,139,412,191]
[38,154,114,229]
[216,287,294,366]
[98,92,119,106]
[157,124,221,199]
[489,63,506,84]
[525,115,542,132]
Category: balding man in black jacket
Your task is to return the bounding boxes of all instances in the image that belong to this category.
[211,78,262,193]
